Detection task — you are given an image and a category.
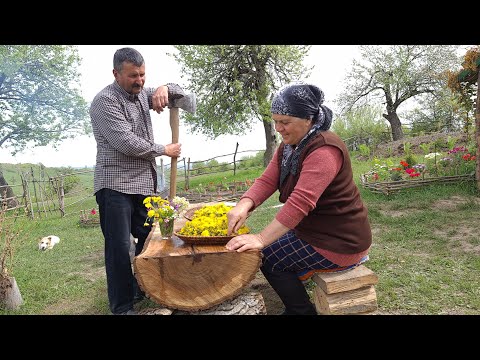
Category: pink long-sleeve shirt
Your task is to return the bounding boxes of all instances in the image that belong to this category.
[241,145,369,266]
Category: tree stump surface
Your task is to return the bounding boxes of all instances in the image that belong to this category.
[134,203,262,312]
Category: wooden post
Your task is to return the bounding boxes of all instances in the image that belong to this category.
[169,107,179,200]
[157,158,165,194]
[38,180,48,218]
[22,174,34,220]
[186,157,190,191]
[58,177,65,217]
[30,167,40,218]
[233,142,239,176]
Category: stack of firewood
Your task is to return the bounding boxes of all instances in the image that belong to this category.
[311,265,379,315]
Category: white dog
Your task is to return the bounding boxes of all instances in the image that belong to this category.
[38,235,60,251]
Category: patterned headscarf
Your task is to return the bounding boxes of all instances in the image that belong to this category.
[271,81,333,186]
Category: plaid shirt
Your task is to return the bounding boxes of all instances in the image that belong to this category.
[90,81,165,195]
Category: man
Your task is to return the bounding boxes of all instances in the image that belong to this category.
[90,47,181,315]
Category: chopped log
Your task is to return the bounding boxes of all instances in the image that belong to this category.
[313,285,377,315]
[138,291,266,315]
[134,204,262,312]
[310,265,379,315]
[0,276,23,310]
[311,265,378,294]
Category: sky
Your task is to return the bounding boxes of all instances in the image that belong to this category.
[0,45,361,168]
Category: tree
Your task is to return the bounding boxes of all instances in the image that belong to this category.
[0,45,89,206]
[331,104,390,152]
[446,45,480,190]
[337,45,460,141]
[404,87,467,135]
[172,45,311,166]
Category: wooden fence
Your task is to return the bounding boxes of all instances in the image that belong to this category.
[1,144,264,220]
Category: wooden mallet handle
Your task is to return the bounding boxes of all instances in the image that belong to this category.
[169,107,179,200]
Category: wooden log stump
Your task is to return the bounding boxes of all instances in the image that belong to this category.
[138,291,266,315]
[0,275,24,310]
[311,265,378,315]
[134,203,262,312]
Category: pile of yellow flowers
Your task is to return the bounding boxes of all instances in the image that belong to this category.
[178,203,250,237]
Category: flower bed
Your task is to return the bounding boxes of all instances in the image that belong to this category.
[360,173,475,195]
[79,208,100,227]
[361,148,476,195]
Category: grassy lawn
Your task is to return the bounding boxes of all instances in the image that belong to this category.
[1,157,480,315]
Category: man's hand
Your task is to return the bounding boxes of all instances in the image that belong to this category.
[152,85,169,113]
[164,143,181,158]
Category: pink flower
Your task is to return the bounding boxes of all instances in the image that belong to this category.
[91,208,97,215]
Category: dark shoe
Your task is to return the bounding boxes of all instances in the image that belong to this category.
[133,292,145,304]
[115,309,137,315]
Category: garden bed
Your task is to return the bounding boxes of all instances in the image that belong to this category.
[360,173,475,195]
[79,209,100,227]
[176,191,246,204]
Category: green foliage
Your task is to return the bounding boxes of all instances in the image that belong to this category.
[0,45,89,155]
[404,85,468,136]
[237,151,265,170]
[446,135,458,150]
[404,153,417,167]
[337,45,461,141]
[358,144,371,158]
[403,142,412,156]
[433,137,447,150]
[419,143,431,155]
[172,45,311,165]
[172,45,311,138]
[332,104,390,150]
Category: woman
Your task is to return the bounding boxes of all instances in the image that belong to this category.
[226,81,372,315]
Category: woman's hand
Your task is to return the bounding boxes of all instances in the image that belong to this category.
[225,234,265,252]
[227,199,253,235]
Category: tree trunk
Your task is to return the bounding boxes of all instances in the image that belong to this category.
[0,170,19,209]
[262,118,278,167]
[134,203,262,312]
[0,275,23,310]
[475,70,480,191]
[384,111,404,141]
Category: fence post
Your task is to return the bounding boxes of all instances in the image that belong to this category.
[30,167,41,219]
[157,158,165,193]
[58,176,65,217]
[186,157,190,191]
[233,142,239,176]
[21,173,34,220]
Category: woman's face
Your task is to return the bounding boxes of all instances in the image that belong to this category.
[272,114,313,145]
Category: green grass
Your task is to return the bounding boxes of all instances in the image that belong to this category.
[2,158,480,315]
[176,167,262,192]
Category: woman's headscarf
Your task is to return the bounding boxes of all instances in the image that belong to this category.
[271,81,333,186]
